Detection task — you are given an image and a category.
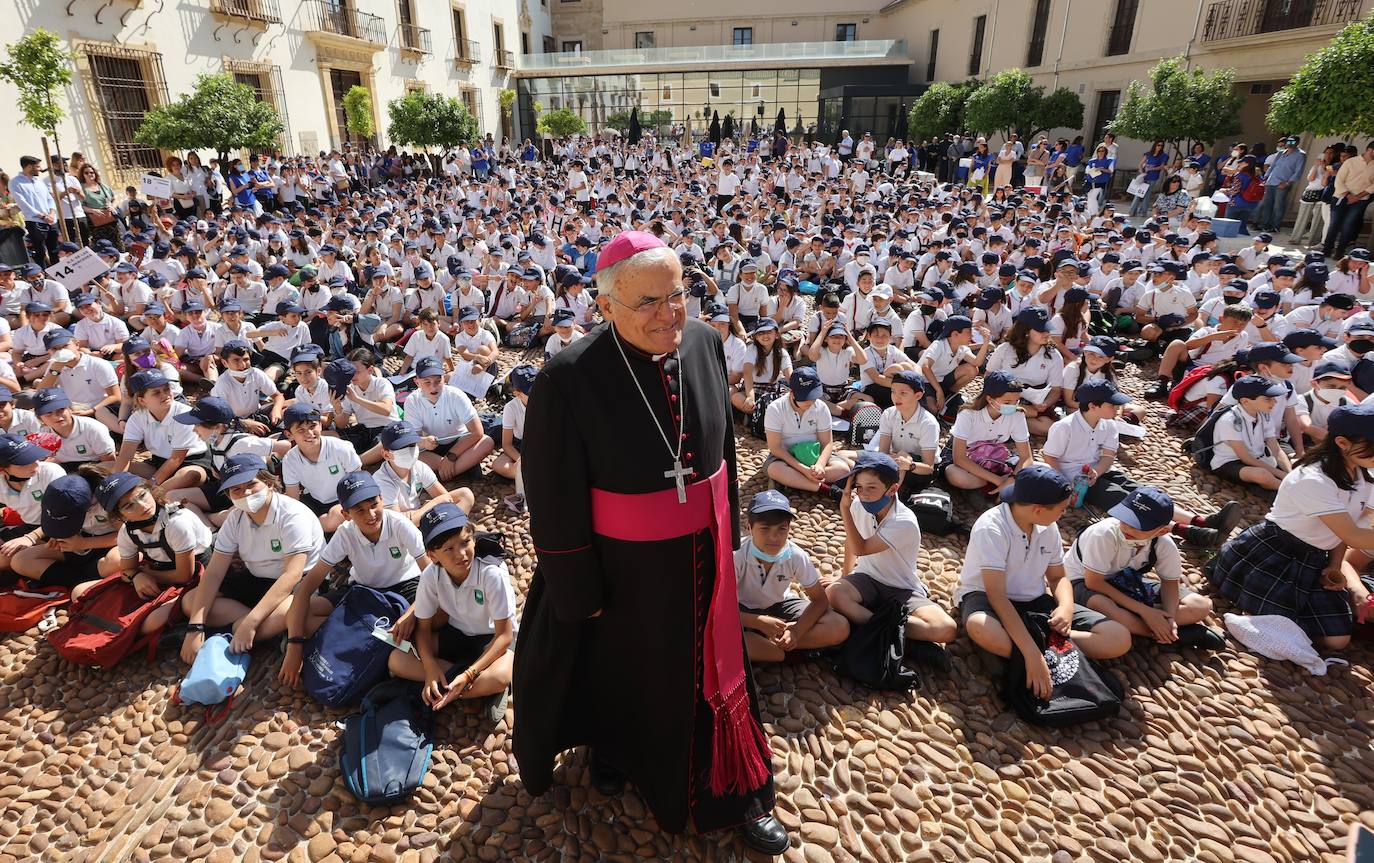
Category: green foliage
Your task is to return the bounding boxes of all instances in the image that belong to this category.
[644,109,672,129]
[1267,13,1374,138]
[135,73,284,159]
[342,85,374,140]
[497,87,517,117]
[0,29,75,137]
[1033,87,1085,136]
[536,108,587,138]
[959,69,1084,139]
[605,110,632,133]
[1109,56,1242,154]
[907,80,982,141]
[387,91,479,149]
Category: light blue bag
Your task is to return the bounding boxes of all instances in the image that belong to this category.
[176,633,250,722]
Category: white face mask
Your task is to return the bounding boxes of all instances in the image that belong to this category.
[51,349,77,364]
[230,370,249,382]
[1111,521,1151,548]
[391,446,419,469]
[1318,387,1348,403]
[232,489,268,514]
[330,285,345,297]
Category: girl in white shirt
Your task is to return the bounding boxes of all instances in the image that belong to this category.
[943,372,1034,495]
[986,308,1066,435]
[113,370,211,491]
[730,321,793,417]
[806,321,862,415]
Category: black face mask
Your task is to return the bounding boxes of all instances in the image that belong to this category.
[919,304,938,316]
[1352,339,1374,354]
[1222,294,1242,305]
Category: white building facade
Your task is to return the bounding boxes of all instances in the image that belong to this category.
[0,0,554,184]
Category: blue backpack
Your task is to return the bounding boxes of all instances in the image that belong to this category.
[303,585,409,709]
[175,633,250,723]
[341,679,433,806]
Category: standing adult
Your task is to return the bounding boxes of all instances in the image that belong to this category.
[1324,141,1374,261]
[513,230,785,855]
[1131,141,1168,219]
[1254,135,1306,233]
[10,155,58,267]
[0,172,26,267]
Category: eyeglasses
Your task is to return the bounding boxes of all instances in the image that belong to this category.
[611,287,688,315]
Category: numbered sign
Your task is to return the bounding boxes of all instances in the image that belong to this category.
[45,247,107,289]
[139,173,173,200]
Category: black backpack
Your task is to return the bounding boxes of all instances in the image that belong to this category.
[848,404,883,447]
[748,387,782,439]
[340,679,434,805]
[907,487,958,535]
[832,598,921,691]
[1001,611,1124,727]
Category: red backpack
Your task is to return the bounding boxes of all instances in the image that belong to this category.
[1241,174,1265,204]
[1168,363,1215,410]
[47,574,186,669]
[0,581,70,633]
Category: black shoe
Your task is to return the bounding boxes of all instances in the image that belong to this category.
[588,750,626,796]
[1183,525,1221,548]
[157,623,188,653]
[1200,500,1242,540]
[1175,623,1227,650]
[827,483,845,502]
[1144,380,1172,401]
[1121,346,1157,364]
[905,638,952,673]
[737,814,789,855]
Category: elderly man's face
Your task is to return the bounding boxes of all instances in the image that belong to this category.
[598,254,686,356]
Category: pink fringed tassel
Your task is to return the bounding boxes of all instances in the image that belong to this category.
[707,687,772,796]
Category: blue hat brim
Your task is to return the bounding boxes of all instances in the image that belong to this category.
[339,485,382,510]
[422,511,469,546]
[219,469,262,495]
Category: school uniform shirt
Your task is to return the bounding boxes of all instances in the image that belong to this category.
[1268,462,1374,550]
[452,327,498,359]
[116,504,213,569]
[174,324,218,359]
[341,374,401,429]
[501,397,526,439]
[839,290,875,332]
[734,538,819,609]
[544,330,584,360]
[763,396,831,449]
[986,343,1065,391]
[1210,404,1272,470]
[73,314,130,351]
[213,493,325,581]
[1216,376,1306,437]
[404,385,478,441]
[1272,305,1342,342]
[320,509,425,588]
[726,282,770,317]
[746,350,792,386]
[814,347,856,388]
[950,406,1031,445]
[13,322,61,358]
[1042,412,1120,478]
[556,291,596,327]
[404,329,453,363]
[2,408,41,438]
[124,401,207,459]
[414,556,518,638]
[1063,518,1183,584]
[373,459,440,512]
[211,368,277,418]
[291,377,333,417]
[211,320,255,351]
[859,344,904,383]
[1137,284,1196,320]
[223,280,268,314]
[974,305,1013,340]
[53,354,119,406]
[956,503,1065,604]
[0,461,64,526]
[919,339,975,379]
[846,496,926,594]
[53,415,116,464]
[142,323,182,348]
[282,437,362,502]
[207,431,275,475]
[256,320,311,358]
[1306,388,1352,430]
[1060,360,1107,393]
[877,405,939,457]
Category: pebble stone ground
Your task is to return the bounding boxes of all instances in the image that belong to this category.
[4,242,1374,863]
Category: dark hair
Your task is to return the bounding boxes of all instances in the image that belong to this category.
[1220,305,1254,323]
[424,520,474,552]
[1072,351,1118,391]
[1295,435,1374,492]
[1294,270,1328,301]
[750,330,786,383]
[347,347,376,367]
[1006,320,1052,366]
[1059,297,1087,346]
[747,509,793,527]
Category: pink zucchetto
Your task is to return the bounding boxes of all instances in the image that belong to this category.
[596,230,667,271]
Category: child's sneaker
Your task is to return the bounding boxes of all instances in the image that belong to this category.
[484,687,509,724]
[503,493,527,514]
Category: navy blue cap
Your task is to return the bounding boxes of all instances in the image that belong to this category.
[275,300,307,316]
[1157,313,1188,330]
[144,301,166,316]
[1313,359,1352,379]
[788,367,822,400]
[457,305,481,322]
[290,346,324,366]
[336,471,382,510]
[552,309,576,327]
[1083,335,1119,357]
[509,364,538,395]
[218,453,268,493]
[32,388,72,417]
[1000,464,1073,505]
[1283,329,1338,351]
[220,338,253,357]
[264,263,290,280]
[95,472,143,515]
[747,490,794,517]
[1108,486,1176,532]
[217,298,242,313]
[128,368,170,394]
[419,502,469,546]
[974,288,1006,310]
[41,474,93,539]
[42,329,72,349]
[891,370,925,392]
[324,359,356,395]
[174,396,237,426]
[0,389,15,404]
[415,355,444,378]
[866,318,893,332]
[1076,380,1131,406]
[74,294,98,308]
[983,370,1025,397]
[1014,307,1050,331]
[122,336,151,356]
[1064,287,1090,304]
[380,421,422,451]
[282,402,322,427]
[1252,290,1281,310]
[25,301,52,315]
[941,315,972,336]
[1232,374,1287,400]
[1247,342,1303,365]
[1327,404,1374,441]
[0,433,45,467]
[848,451,900,485]
[752,318,779,334]
[112,262,138,274]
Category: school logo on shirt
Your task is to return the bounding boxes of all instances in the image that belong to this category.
[76,445,87,454]
[473,588,485,605]
[270,539,282,553]
[31,491,42,501]
[328,465,339,475]
[389,546,401,559]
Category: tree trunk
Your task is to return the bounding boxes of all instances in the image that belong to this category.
[40,136,70,245]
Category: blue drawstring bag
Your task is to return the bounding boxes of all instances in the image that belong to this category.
[175,633,250,723]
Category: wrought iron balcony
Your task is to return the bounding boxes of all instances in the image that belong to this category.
[495,48,515,69]
[454,38,481,65]
[209,0,281,24]
[1202,0,1362,42]
[303,0,385,45]
[399,22,431,54]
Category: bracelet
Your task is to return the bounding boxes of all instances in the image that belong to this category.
[186,623,207,633]
[286,636,309,645]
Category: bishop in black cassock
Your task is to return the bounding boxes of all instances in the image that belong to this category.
[513,232,785,854]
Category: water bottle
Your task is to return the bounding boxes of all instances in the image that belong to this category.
[1072,465,1092,509]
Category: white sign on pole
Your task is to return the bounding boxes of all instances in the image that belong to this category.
[45,247,108,290]
[140,173,173,199]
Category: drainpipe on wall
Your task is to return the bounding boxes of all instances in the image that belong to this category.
[984,0,1000,80]
[1183,0,1206,69]
[1052,0,1073,89]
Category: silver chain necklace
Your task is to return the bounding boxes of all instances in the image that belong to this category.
[610,323,692,504]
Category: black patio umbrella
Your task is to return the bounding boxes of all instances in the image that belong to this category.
[897,100,907,139]
[722,114,735,141]
[775,108,787,134]
[709,111,721,144]
[628,107,641,145]
[750,116,759,137]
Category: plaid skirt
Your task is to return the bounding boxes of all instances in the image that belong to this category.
[1209,520,1355,639]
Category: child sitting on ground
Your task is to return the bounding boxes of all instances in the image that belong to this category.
[371,422,474,525]
[1204,375,1292,492]
[763,368,855,501]
[281,403,363,532]
[494,364,535,514]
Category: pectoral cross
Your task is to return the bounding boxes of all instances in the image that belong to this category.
[664,459,692,504]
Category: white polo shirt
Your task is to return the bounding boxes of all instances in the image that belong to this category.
[1042,412,1120,478]
[2,408,41,438]
[53,415,116,463]
[452,327,498,357]
[256,320,311,358]
[213,493,325,580]
[763,395,831,449]
[12,323,60,358]
[210,368,277,417]
[734,538,819,610]
[124,401,207,459]
[207,431,275,475]
[919,339,974,379]
[414,556,518,638]
[320,509,425,589]
[1210,404,1272,470]
[1063,518,1183,585]
[73,314,130,351]
[291,377,333,416]
[0,461,64,526]
[1268,462,1374,550]
[116,504,213,568]
[404,385,478,442]
[847,496,925,593]
[404,329,453,362]
[986,343,1065,390]
[373,460,439,512]
[501,397,526,439]
[282,436,362,502]
[54,355,119,406]
[956,503,1065,604]
[341,374,401,429]
[726,282,770,316]
[950,405,1030,445]
[877,404,939,457]
[1137,284,1196,320]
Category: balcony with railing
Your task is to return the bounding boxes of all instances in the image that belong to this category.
[516,39,908,75]
[1202,0,1362,42]
[495,48,515,70]
[453,38,481,66]
[209,0,281,24]
[399,22,431,55]
[303,1,385,47]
